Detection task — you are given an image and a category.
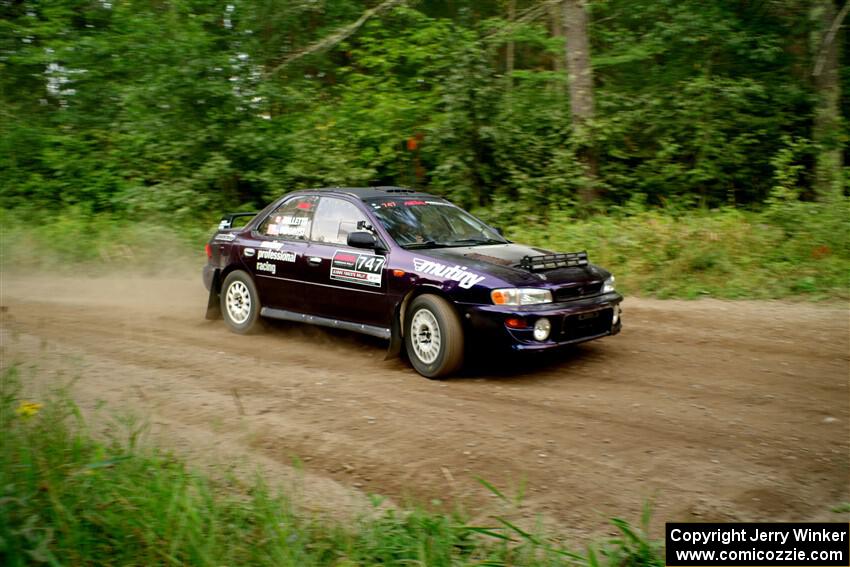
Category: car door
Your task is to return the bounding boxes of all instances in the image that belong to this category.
[243,195,318,312]
[302,196,391,327]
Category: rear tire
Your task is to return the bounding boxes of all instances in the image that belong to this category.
[220,270,262,334]
[405,294,464,379]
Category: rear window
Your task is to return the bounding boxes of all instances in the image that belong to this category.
[258,196,318,240]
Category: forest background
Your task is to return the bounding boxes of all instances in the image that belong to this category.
[1,0,848,298]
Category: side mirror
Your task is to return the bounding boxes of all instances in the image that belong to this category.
[347,231,377,249]
[494,227,504,236]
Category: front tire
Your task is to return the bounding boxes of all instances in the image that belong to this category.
[220,270,262,334]
[405,294,464,379]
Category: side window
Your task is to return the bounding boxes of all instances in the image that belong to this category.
[311,197,368,245]
[258,196,318,240]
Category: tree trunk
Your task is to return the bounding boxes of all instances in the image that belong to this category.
[506,0,515,91]
[812,0,847,200]
[562,0,597,203]
[563,0,594,123]
[549,1,565,91]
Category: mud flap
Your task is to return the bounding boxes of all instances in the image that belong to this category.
[385,307,403,360]
[205,269,222,320]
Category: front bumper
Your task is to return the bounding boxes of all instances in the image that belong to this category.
[462,292,623,351]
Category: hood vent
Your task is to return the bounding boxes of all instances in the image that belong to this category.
[464,252,515,266]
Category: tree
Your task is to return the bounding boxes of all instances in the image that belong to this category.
[812,0,848,199]
[506,0,516,91]
[562,0,597,203]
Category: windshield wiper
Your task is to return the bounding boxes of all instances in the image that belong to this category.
[446,238,507,246]
[402,240,451,249]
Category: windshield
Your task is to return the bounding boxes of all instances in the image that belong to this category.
[366,198,506,249]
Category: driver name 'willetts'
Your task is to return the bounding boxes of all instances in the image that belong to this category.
[413,258,485,289]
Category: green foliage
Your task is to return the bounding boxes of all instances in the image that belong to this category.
[590,505,663,567]
[1,0,846,218]
[503,199,850,299]
[0,365,661,566]
[2,200,847,299]
[0,0,847,299]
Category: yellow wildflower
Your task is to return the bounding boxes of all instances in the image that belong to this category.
[15,401,43,418]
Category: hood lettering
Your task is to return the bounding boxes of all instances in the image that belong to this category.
[413,258,485,289]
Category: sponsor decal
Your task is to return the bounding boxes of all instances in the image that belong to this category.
[332,252,357,269]
[257,249,296,263]
[281,215,308,226]
[276,215,309,237]
[260,241,283,250]
[330,251,385,287]
[267,224,308,237]
[218,219,231,230]
[412,258,486,289]
[256,261,276,275]
[214,232,237,242]
[265,215,310,238]
[375,200,452,208]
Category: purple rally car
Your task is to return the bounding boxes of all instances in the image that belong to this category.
[203,187,622,378]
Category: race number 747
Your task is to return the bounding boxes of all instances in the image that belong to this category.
[356,255,386,273]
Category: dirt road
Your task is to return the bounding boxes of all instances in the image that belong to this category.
[2,272,848,541]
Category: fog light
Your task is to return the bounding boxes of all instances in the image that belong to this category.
[533,318,551,341]
[612,306,620,325]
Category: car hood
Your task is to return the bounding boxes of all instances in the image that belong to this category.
[414,243,610,287]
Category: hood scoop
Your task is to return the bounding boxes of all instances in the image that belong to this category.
[464,252,515,267]
[519,251,588,271]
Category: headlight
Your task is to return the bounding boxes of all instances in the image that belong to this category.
[491,288,553,306]
[602,276,615,294]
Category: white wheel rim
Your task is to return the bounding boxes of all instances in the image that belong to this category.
[225,281,251,324]
[410,308,441,364]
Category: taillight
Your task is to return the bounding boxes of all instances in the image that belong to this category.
[205,243,212,259]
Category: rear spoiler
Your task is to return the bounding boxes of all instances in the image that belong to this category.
[519,251,588,271]
[217,211,259,230]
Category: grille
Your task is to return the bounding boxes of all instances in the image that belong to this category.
[560,309,613,341]
[554,282,602,302]
[519,251,588,271]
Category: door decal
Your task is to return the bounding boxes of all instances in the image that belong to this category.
[330,251,385,287]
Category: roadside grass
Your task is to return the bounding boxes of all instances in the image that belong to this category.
[501,199,850,300]
[0,365,662,566]
[0,207,210,274]
[1,198,847,299]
